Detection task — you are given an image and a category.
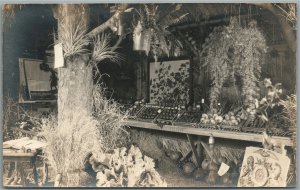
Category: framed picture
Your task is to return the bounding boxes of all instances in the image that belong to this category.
[19,58,56,102]
[149,59,190,105]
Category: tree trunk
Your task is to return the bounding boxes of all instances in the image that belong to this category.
[55,4,92,187]
[56,3,92,129]
[57,56,93,124]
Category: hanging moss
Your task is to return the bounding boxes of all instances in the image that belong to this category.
[200,17,268,109]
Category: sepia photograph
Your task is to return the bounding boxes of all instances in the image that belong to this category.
[1,2,297,188]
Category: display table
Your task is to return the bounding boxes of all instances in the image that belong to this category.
[123,120,293,146]
[123,119,294,168]
[3,137,48,187]
[3,149,39,187]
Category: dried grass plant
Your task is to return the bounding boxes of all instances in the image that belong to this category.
[280,94,297,185]
[3,95,18,140]
[39,111,103,187]
[2,4,23,22]
[57,18,90,58]
[93,82,130,152]
[275,3,297,28]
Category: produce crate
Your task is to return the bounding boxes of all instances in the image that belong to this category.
[136,104,161,121]
[197,123,241,132]
[155,107,179,121]
[126,104,145,119]
[174,110,202,125]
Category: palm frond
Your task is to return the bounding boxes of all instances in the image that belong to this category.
[58,18,90,58]
[92,33,124,65]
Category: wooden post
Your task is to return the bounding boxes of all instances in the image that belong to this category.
[196,136,204,165]
[186,134,201,167]
[136,52,149,101]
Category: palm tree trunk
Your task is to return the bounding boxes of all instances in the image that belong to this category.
[54,4,92,187]
[57,56,93,124]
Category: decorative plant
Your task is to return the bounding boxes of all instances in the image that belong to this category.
[92,82,130,152]
[3,95,18,140]
[150,61,189,105]
[91,33,124,75]
[274,3,297,28]
[200,17,268,109]
[133,4,188,62]
[39,112,103,187]
[93,145,167,187]
[57,19,90,58]
[279,94,296,127]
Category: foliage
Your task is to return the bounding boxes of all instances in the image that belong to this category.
[57,19,90,58]
[94,145,167,187]
[200,17,268,109]
[3,95,18,141]
[91,33,124,66]
[150,61,189,105]
[91,33,124,77]
[39,111,103,187]
[279,94,296,128]
[274,3,297,28]
[92,82,130,152]
[133,4,188,62]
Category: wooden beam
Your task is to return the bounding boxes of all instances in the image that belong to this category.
[169,11,269,31]
[186,134,201,167]
[87,5,129,38]
[180,149,193,163]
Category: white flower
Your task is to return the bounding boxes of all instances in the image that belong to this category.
[260,97,267,105]
[264,78,272,87]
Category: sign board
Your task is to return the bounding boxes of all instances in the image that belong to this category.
[238,146,290,187]
[19,58,55,102]
[54,43,64,68]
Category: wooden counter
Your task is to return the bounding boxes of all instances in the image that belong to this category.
[123,119,293,146]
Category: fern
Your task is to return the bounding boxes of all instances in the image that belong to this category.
[200,17,268,109]
[133,4,189,61]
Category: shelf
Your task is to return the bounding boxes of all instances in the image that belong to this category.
[122,120,293,147]
[19,99,57,104]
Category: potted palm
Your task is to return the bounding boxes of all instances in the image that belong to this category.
[132,4,188,62]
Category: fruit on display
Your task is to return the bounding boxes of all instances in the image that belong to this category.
[137,106,161,119]
[208,161,219,171]
[126,100,145,117]
[206,170,219,185]
[156,107,179,120]
[175,109,202,123]
[200,111,240,126]
[194,168,208,180]
[182,162,196,176]
[168,151,182,161]
[221,173,232,185]
[201,159,210,170]
[216,157,227,165]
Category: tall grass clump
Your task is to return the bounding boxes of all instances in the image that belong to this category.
[3,95,18,140]
[93,82,130,152]
[39,111,103,187]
